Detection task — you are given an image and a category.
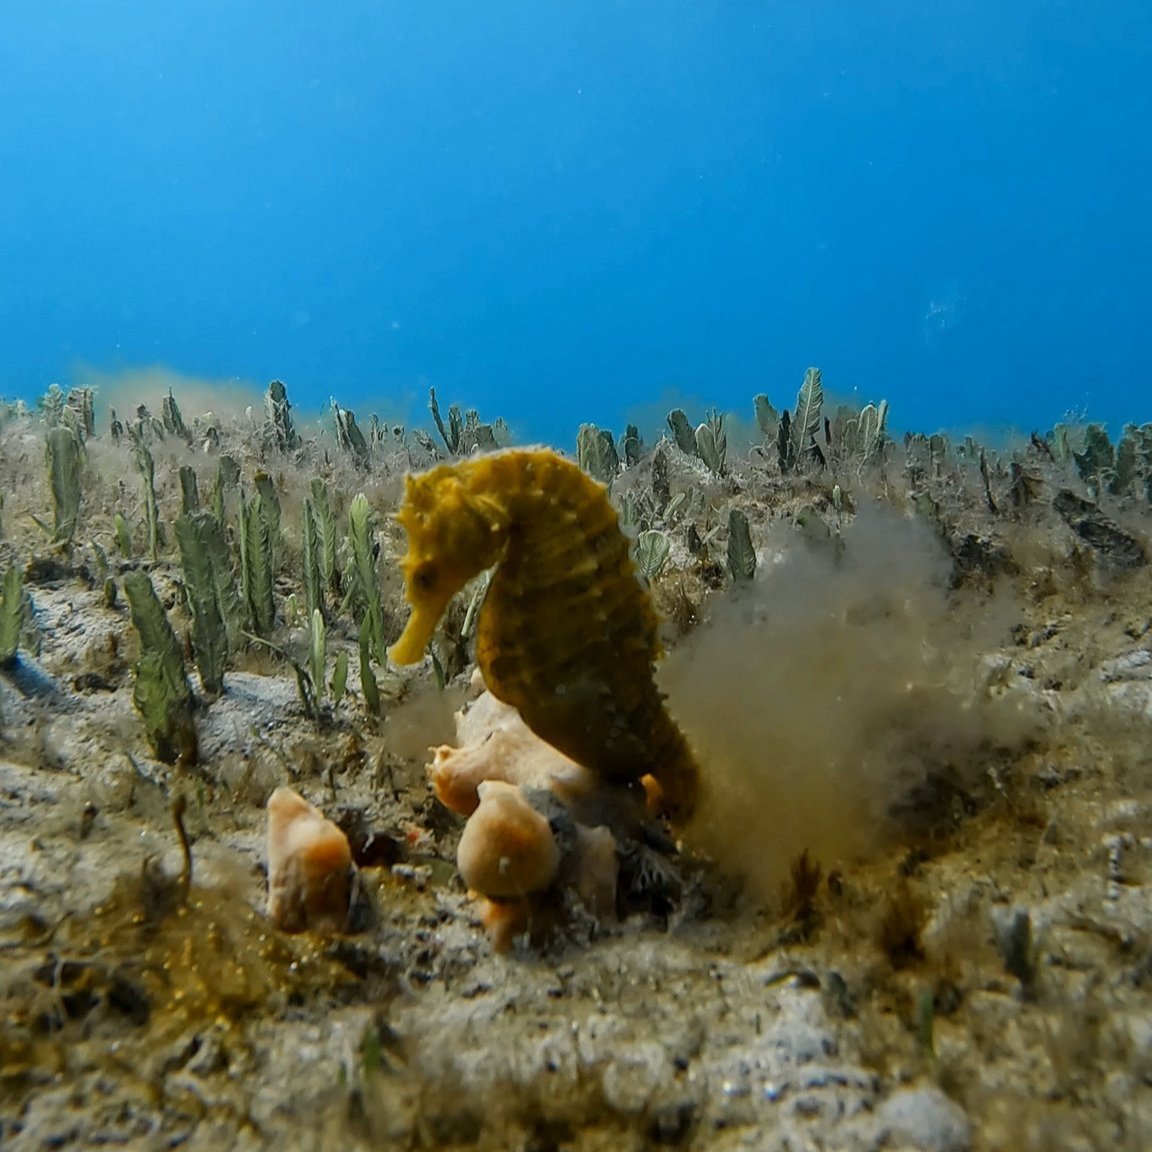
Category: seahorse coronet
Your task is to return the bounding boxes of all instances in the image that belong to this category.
[390,447,701,823]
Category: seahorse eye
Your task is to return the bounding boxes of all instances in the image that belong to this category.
[412,564,437,592]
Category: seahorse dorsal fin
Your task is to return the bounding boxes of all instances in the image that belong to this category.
[404,471,435,509]
[398,469,457,525]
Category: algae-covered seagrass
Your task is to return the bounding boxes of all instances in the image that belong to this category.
[790,366,825,469]
[175,509,243,697]
[694,409,727,476]
[122,568,198,765]
[726,508,756,584]
[46,424,83,546]
[345,492,387,666]
[666,407,697,456]
[633,528,671,582]
[576,423,620,487]
[301,476,339,622]
[264,378,300,454]
[240,483,277,638]
[332,400,371,466]
[0,564,27,668]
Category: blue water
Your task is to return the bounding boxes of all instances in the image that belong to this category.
[2,2,1149,447]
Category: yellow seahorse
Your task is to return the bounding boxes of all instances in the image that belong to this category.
[388,448,700,823]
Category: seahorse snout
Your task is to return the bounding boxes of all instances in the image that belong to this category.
[388,596,449,665]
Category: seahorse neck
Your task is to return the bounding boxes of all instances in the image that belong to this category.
[461,451,561,565]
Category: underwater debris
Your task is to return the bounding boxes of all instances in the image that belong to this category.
[266,786,355,934]
[1053,489,1148,568]
[874,877,930,969]
[1008,461,1042,508]
[388,448,701,824]
[992,905,1040,999]
[948,531,1019,586]
[334,806,403,870]
[778,848,824,943]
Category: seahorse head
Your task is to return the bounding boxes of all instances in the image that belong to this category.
[388,463,509,665]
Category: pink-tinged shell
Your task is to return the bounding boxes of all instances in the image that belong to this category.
[456,781,561,900]
[477,898,531,953]
[430,689,601,817]
[266,786,353,934]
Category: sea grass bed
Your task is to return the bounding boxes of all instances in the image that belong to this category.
[1,377,1151,1151]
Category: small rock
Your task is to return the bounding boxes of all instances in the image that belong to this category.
[39,715,86,771]
[85,755,137,812]
[876,1085,971,1152]
[600,1041,670,1115]
[1099,649,1152,683]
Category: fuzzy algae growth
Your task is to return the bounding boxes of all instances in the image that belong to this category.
[2,829,359,1090]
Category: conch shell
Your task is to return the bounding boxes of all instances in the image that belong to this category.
[430,684,608,819]
[456,780,562,900]
[265,786,353,934]
[433,675,629,950]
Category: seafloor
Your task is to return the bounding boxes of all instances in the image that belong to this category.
[2,385,1151,1151]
